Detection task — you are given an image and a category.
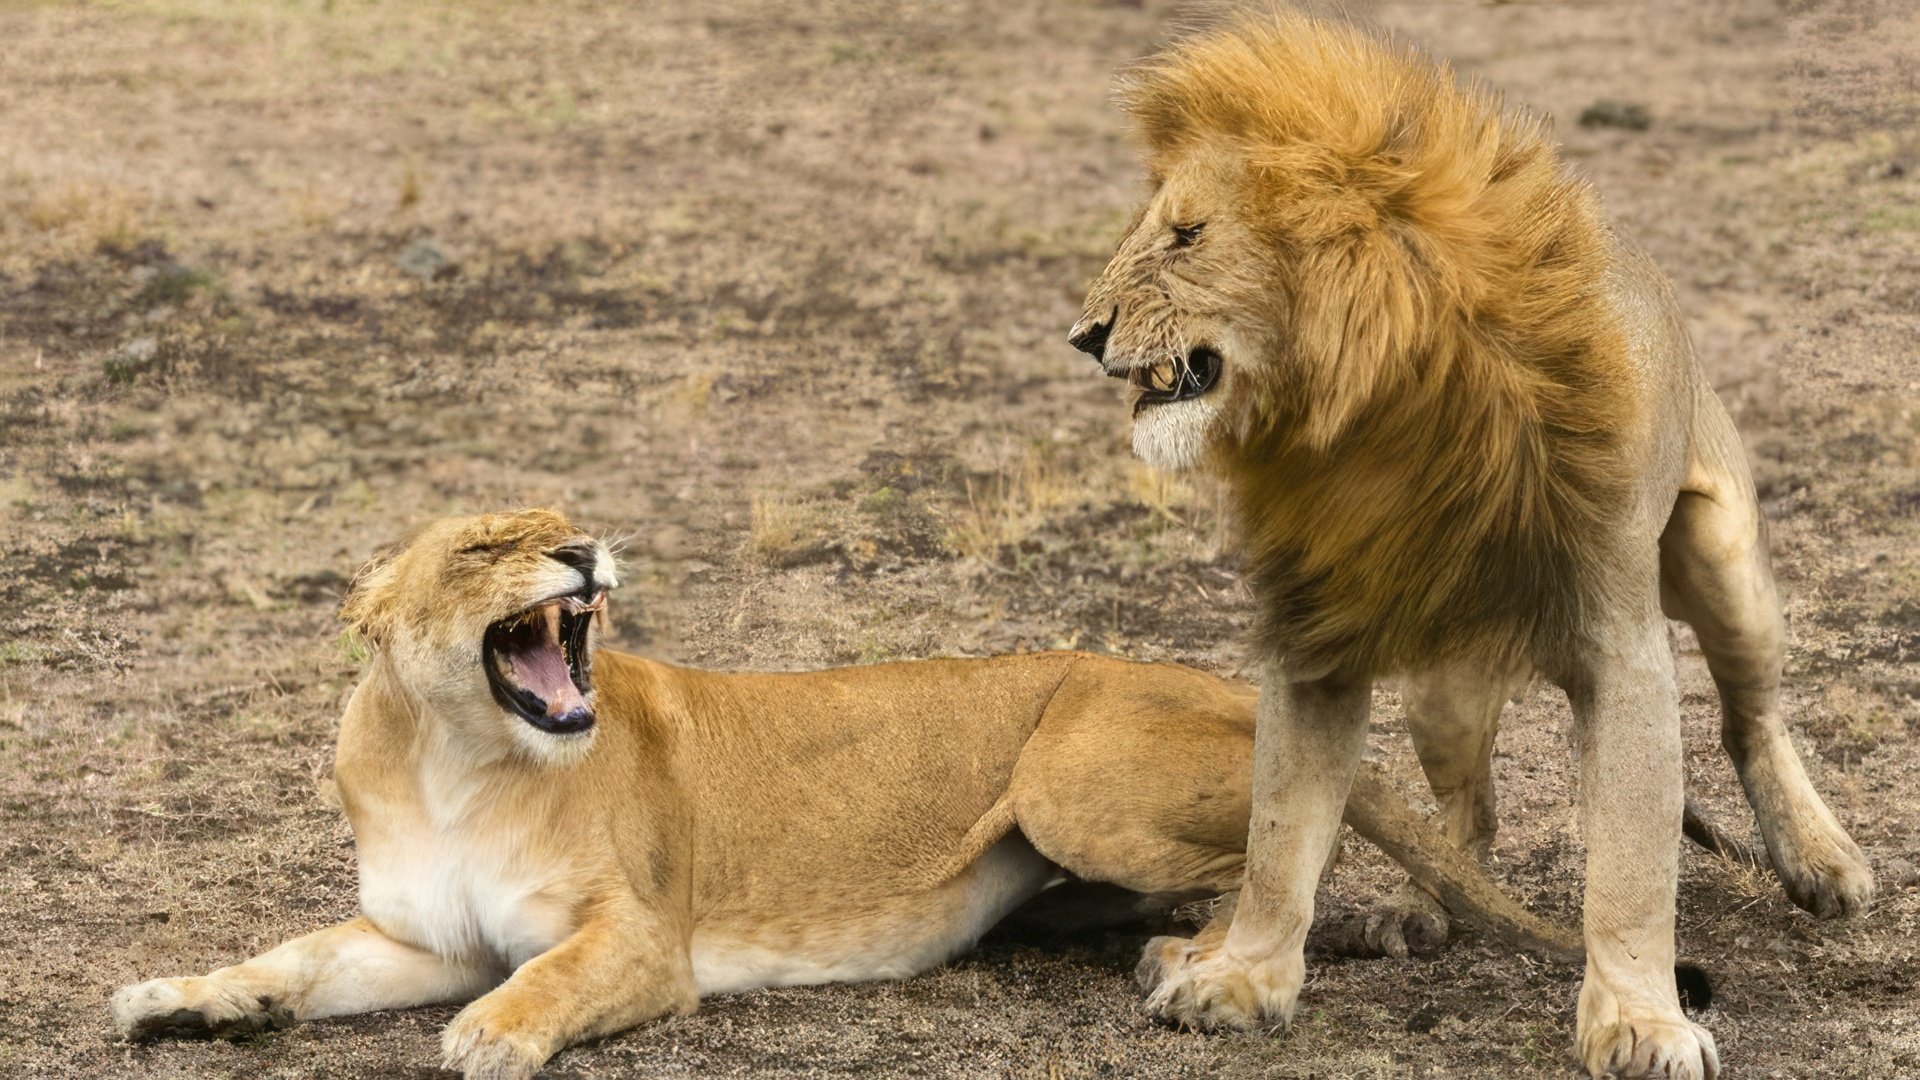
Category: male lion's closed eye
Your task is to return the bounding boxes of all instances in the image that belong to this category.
[1171,222,1204,247]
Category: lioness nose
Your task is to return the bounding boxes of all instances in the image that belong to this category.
[548,542,599,584]
[1068,312,1111,361]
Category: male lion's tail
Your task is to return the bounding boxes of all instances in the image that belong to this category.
[1347,762,1764,977]
[1344,760,1584,962]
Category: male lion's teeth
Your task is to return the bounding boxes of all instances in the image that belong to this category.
[1150,363,1176,392]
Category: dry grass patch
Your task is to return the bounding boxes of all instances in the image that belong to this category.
[749,494,824,568]
[1127,461,1235,559]
[943,442,1079,562]
[4,177,155,266]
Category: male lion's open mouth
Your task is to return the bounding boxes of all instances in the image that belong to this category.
[1126,346,1221,416]
[483,589,604,735]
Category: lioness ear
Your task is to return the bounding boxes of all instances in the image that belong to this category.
[339,540,405,646]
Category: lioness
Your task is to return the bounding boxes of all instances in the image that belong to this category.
[112,509,1569,1079]
[1071,13,1873,1078]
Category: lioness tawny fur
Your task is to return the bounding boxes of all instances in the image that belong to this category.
[112,509,1569,1079]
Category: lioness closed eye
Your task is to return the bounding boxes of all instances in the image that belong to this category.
[1071,13,1873,1080]
[112,508,1570,1079]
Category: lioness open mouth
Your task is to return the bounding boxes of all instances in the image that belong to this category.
[483,590,603,735]
[1127,346,1221,415]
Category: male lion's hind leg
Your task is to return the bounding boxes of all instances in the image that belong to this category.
[113,917,497,1041]
[1009,655,1585,1032]
[1661,461,1874,917]
[1339,662,1525,958]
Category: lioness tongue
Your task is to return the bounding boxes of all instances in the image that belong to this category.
[507,605,587,716]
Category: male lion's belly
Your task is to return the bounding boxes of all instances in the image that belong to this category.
[358,825,580,971]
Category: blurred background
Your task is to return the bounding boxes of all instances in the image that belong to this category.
[1,1,1915,1076]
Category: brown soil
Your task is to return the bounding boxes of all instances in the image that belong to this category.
[2,1,1915,1076]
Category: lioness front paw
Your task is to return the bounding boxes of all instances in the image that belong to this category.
[1134,933,1303,1032]
[111,977,293,1041]
[442,1002,554,1080]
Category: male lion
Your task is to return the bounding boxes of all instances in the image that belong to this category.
[1069,14,1873,1078]
[112,509,1570,1080]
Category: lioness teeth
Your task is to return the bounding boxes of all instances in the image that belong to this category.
[561,593,604,615]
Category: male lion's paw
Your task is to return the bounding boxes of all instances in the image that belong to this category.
[1578,976,1719,1080]
[1579,1012,1718,1080]
[1134,934,1302,1033]
[442,1002,553,1080]
[1771,831,1875,920]
[110,977,293,1041]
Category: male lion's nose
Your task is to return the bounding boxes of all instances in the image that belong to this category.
[1068,310,1113,361]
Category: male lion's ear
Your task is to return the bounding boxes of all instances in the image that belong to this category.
[1292,230,1433,449]
[338,540,406,646]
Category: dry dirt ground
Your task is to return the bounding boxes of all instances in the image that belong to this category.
[2,0,1916,1076]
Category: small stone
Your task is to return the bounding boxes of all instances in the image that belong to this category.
[120,336,159,364]
[395,238,457,282]
[1578,99,1652,131]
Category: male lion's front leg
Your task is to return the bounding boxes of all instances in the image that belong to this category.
[440,900,695,1080]
[1138,670,1370,1031]
[113,917,497,1040]
[1567,618,1718,1080]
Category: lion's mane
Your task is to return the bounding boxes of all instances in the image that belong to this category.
[1124,13,1644,676]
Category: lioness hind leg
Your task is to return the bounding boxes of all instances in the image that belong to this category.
[1404,662,1529,861]
[1006,660,1258,1024]
[1660,464,1874,917]
[1125,673,1370,1032]
[1136,892,1236,996]
[1006,661,1253,901]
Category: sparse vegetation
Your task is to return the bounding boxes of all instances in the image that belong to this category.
[942,443,1079,561]
[1,1,1914,1078]
[13,177,152,258]
[0,641,43,666]
[749,494,822,567]
[132,264,221,308]
[858,484,902,516]
[336,629,371,666]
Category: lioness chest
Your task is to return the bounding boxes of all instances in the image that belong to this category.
[349,773,587,970]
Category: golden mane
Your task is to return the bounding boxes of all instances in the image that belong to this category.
[1125,13,1642,676]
